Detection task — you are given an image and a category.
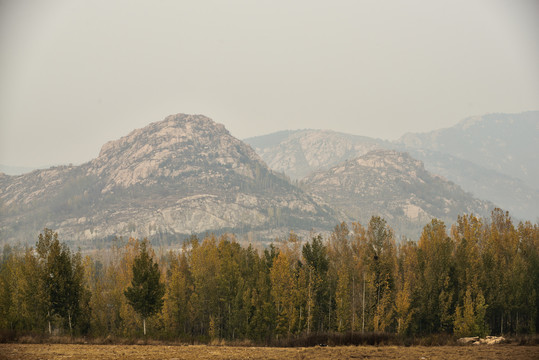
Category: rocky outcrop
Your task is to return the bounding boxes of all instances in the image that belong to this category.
[301,150,494,239]
[457,336,506,345]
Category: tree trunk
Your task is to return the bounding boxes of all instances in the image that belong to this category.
[143,318,146,336]
[362,272,365,333]
[68,312,72,335]
[352,274,356,331]
[307,267,312,334]
[48,310,52,335]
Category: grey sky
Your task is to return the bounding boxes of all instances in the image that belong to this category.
[1,0,538,168]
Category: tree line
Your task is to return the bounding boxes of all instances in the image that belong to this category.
[0,208,537,341]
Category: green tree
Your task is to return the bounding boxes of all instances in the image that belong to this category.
[124,240,165,335]
[302,235,329,333]
[36,228,84,334]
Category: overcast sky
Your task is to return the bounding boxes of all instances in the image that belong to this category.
[1,0,538,168]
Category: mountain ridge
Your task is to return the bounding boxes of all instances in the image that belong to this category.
[0,114,338,247]
[301,149,494,238]
[247,111,538,220]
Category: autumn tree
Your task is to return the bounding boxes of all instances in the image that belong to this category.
[270,234,303,337]
[327,222,355,332]
[395,240,418,335]
[516,221,539,332]
[417,219,455,333]
[365,217,397,332]
[451,214,488,336]
[163,243,193,336]
[453,285,488,337]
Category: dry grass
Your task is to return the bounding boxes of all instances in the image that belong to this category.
[0,343,537,360]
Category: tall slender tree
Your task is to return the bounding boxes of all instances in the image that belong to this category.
[124,240,165,335]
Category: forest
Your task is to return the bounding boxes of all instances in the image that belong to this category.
[0,208,537,343]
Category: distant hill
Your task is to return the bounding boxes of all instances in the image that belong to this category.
[0,114,338,248]
[397,111,539,190]
[400,148,539,221]
[245,129,384,180]
[301,150,494,239]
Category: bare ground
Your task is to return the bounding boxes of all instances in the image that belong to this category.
[1,344,538,360]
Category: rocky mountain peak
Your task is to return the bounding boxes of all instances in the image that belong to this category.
[97,114,229,158]
[90,113,263,192]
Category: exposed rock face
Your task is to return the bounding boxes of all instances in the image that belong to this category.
[301,150,493,239]
[0,114,337,247]
[90,115,263,191]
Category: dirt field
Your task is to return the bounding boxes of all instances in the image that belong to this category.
[0,344,537,360]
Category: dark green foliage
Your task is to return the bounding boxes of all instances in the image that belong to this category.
[33,229,86,334]
[124,241,165,334]
[302,235,330,332]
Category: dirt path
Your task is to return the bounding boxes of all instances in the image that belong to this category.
[0,344,537,360]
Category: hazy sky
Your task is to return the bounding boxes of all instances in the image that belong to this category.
[1,0,538,168]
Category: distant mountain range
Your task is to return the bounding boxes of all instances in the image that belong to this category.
[245,111,539,221]
[1,111,535,248]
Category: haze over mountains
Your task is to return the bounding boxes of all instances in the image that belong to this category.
[398,111,539,189]
[246,111,539,221]
[0,111,536,247]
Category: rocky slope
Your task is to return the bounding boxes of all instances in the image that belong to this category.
[245,130,384,180]
[402,148,539,220]
[301,150,494,239]
[246,112,538,221]
[0,114,338,247]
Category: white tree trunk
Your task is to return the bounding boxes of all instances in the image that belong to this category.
[143,318,146,336]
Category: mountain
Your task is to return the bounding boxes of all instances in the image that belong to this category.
[397,111,539,190]
[245,130,384,180]
[0,114,338,248]
[301,150,494,239]
[245,112,539,221]
[401,148,539,221]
